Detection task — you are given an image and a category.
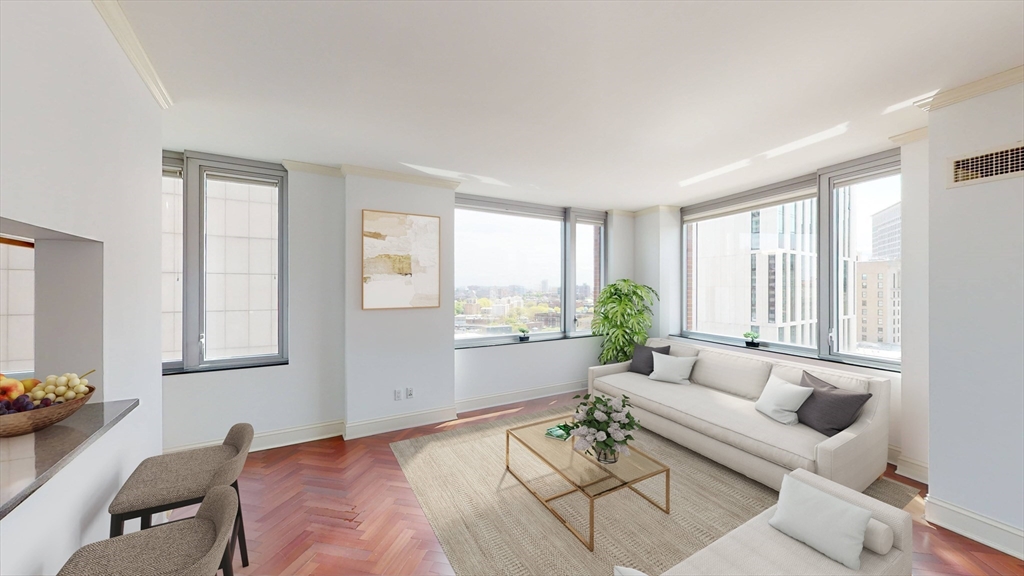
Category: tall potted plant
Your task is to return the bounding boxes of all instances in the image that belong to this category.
[591,279,659,365]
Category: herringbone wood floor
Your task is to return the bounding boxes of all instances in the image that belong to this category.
[176,392,1023,575]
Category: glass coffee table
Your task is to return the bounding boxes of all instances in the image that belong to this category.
[505,415,670,551]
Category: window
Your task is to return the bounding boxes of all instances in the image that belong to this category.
[831,165,901,363]
[573,218,605,334]
[680,149,901,369]
[0,239,34,374]
[454,196,604,344]
[163,151,288,374]
[683,193,816,347]
[161,170,184,362]
[750,254,757,322]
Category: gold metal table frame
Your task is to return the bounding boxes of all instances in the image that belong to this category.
[505,415,670,551]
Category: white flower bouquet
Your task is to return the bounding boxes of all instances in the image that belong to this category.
[563,393,640,463]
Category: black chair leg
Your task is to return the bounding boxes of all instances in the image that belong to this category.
[109,513,124,538]
[232,480,249,567]
[221,542,235,576]
[140,514,152,530]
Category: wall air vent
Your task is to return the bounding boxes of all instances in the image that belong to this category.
[948,143,1024,188]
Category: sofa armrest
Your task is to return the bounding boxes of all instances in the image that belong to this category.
[815,378,890,492]
[588,361,631,395]
[789,468,913,553]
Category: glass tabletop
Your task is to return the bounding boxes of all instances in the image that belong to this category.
[507,415,668,497]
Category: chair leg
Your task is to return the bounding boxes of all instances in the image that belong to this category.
[232,480,249,567]
[221,540,235,576]
[109,513,125,538]
[140,514,152,530]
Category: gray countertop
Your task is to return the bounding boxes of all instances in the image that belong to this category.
[0,399,139,520]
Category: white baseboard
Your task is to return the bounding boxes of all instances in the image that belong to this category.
[345,406,458,440]
[925,496,1024,559]
[895,455,929,484]
[887,444,901,466]
[455,380,587,413]
[164,419,347,454]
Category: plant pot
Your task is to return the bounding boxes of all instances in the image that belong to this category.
[596,448,619,464]
[745,341,760,348]
[519,335,530,342]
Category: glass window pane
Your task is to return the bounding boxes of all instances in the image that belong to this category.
[685,195,817,348]
[161,174,184,362]
[454,209,562,339]
[574,222,602,334]
[833,173,901,362]
[0,242,35,373]
[204,175,280,360]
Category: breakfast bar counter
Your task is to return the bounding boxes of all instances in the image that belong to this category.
[0,399,139,520]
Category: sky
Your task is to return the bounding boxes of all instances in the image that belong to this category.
[454,209,596,290]
[847,173,901,259]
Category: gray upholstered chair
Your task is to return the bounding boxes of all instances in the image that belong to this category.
[108,423,254,569]
[59,485,239,576]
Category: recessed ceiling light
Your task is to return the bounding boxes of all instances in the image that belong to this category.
[883,89,940,114]
[763,123,850,159]
[678,159,752,187]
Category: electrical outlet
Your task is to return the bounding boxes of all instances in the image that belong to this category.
[394,389,402,401]
[406,387,414,399]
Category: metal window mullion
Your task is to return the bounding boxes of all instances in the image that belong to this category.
[183,158,204,368]
[563,208,574,335]
[277,172,289,361]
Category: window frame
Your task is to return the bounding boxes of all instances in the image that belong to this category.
[678,149,901,372]
[453,194,605,348]
[163,151,289,375]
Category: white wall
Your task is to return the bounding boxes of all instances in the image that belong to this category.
[454,337,600,411]
[162,169,346,451]
[344,176,456,436]
[634,206,681,337]
[606,210,635,281]
[896,136,930,482]
[0,1,163,572]
[926,83,1024,541]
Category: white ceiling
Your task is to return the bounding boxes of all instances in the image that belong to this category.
[121,1,1024,211]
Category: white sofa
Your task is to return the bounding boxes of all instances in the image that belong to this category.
[588,338,890,491]
[661,469,913,575]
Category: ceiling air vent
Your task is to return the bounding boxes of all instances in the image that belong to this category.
[948,143,1023,188]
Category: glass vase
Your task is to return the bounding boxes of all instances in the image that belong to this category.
[596,448,619,464]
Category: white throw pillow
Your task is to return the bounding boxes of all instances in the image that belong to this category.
[769,474,872,570]
[648,352,697,384]
[755,375,813,425]
[864,518,894,555]
[613,567,648,576]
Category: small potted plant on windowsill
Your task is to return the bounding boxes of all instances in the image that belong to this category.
[743,331,761,348]
[517,326,530,342]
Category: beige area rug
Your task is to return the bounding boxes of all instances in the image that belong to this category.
[391,407,919,576]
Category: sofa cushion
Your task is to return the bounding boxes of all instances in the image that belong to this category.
[797,372,873,437]
[689,348,773,400]
[771,363,872,394]
[594,372,826,471]
[662,507,905,576]
[645,338,700,357]
[770,473,872,570]
[629,344,671,375]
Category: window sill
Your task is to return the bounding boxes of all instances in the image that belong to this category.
[670,333,901,373]
[163,359,289,376]
[454,333,599,350]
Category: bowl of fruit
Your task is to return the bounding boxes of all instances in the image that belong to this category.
[0,370,96,438]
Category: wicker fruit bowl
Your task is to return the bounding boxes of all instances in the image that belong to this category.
[0,385,96,438]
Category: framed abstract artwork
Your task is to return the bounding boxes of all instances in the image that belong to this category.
[362,209,441,309]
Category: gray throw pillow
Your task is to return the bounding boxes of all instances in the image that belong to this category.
[796,372,872,437]
[628,344,671,375]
